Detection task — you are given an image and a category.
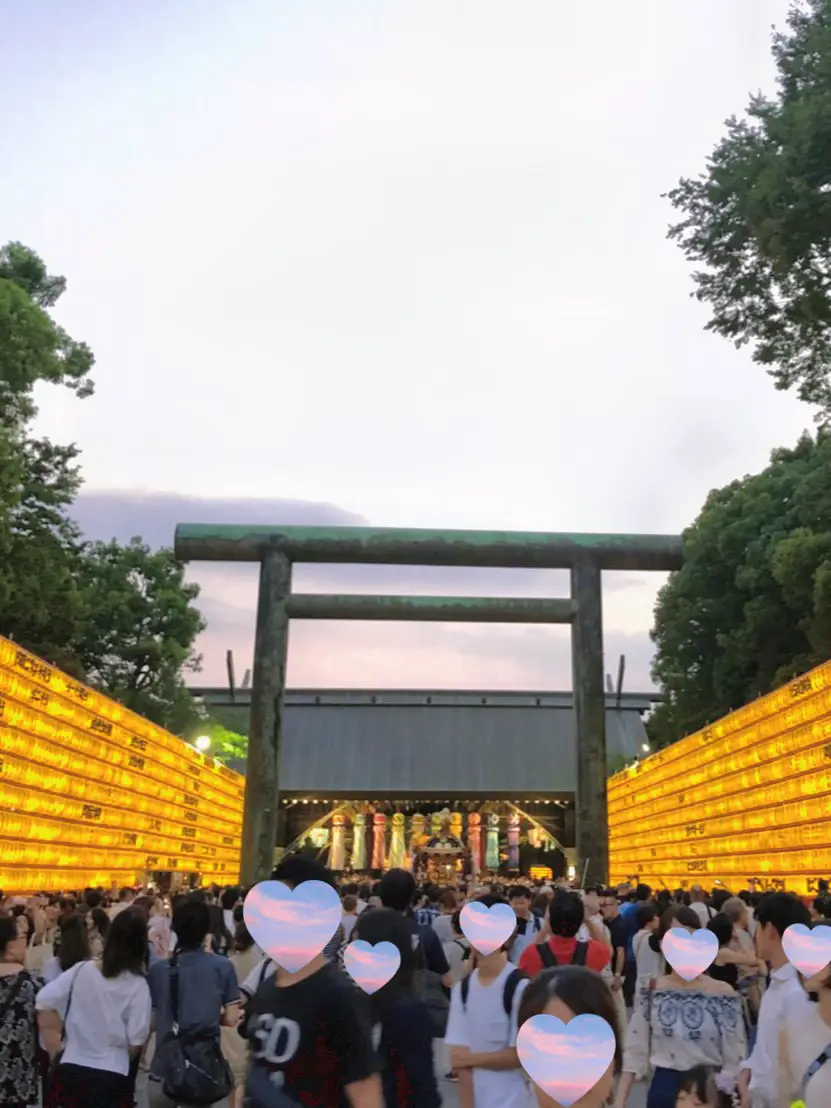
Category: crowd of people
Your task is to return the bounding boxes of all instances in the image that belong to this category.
[1,867,830,1108]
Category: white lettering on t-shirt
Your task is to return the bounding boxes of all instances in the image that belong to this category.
[252,1014,302,1067]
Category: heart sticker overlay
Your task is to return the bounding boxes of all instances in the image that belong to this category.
[783,923,831,978]
[343,940,402,994]
[460,900,517,956]
[661,926,719,981]
[517,1014,616,1108]
[243,880,341,974]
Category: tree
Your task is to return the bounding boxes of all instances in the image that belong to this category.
[649,431,831,747]
[666,0,831,418]
[0,243,94,669]
[72,538,207,733]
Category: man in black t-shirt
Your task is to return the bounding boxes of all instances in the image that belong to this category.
[243,961,380,1108]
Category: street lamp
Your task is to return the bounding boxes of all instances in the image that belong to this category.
[194,735,211,752]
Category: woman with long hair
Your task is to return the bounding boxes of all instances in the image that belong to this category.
[352,906,441,1107]
[517,964,623,1108]
[612,906,746,1108]
[42,914,92,983]
[37,908,151,1108]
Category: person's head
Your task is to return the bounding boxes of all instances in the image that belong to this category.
[353,907,420,1020]
[473,895,516,955]
[450,909,464,938]
[518,966,622,1108]
[341,883,359,898]
[689,884,707,904]
[102,907,148,978]
[84,889,103,911]
[342,895,358,915]
[378,868,416,913]
[722,896,748,930]
[706,913,733,949]
[57,913,92,972]
[598,889,620,921]
[508,886,532,916]
[548,891,584,939]
[439,889,458,915]
[172,897,211,951]
[220,887,241,911]
[635,903,659,932]
[635,883,652,902]
[59,897,77,916]
[675,1066,718,1107]
[650,905,701,964]
[271,855,337,892]
[532,891,551,917]
[754,892,811,963]
[118,887,134,904]
[0,914,26,965]
[711,888,730,912]
[90,906,111,941]
[132,895,162,920]
[233,921,256,954]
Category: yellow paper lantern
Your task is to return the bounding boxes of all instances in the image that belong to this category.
[0,636,243,892]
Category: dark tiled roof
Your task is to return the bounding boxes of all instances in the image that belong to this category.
[197,690,652,796]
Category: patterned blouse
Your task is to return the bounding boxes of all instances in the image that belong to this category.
[623,984,747,1088]
[0,969,43,1106]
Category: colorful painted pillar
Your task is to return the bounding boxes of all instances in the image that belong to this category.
[329,811,347,871]
[507,812,520,870]
[371,812,387,870]
[467,812,482,875]
[486,812,500,870]
[351,812,367,870]
[388,813,406,869]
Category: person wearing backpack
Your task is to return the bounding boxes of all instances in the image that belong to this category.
[445,894,530,1108]
[507,886,543,966]
[518,890,610,979]
[147,897,240,1107]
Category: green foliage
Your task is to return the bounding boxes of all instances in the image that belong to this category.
[649,431,831,747]
[666,0,831,418]
[0,241,207,733]
[72,538,206,732]
[200,722,248,762]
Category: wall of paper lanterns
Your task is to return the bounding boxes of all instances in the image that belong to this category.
[0,636,243,893]
[608,659,831,896]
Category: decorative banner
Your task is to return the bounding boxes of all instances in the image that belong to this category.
[517,1014,616,1108]
[410,813,426,858]
[450,811,463,843]
[244,880,341,974]
[467,812,482,875]
[507,812,520,870]
[329,812,347,871]
[486,812,500,870]
[430,810,442,838]
[351,813,367,871]
[371,812,387,871]
[388,813,406,869]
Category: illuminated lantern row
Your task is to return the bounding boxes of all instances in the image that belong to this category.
[0,636,244,894]
[607,659,831,896]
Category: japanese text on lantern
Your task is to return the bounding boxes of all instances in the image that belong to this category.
[607,658,831,896]
[0,636,244,893]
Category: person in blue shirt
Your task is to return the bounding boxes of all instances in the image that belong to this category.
[619,883,652,1008]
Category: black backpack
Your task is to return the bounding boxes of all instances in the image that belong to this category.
[460,967,527,1017]
[154,954,234,1106]
[537,941,588,969]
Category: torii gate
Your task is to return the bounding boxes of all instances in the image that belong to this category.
[174,525,683,885]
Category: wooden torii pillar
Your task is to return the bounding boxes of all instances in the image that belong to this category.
[174,525,683,886]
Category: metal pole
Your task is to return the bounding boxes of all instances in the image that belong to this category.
[240,549,292,885]
[570,558,608,886]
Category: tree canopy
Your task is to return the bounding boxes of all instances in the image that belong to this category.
[649,431,831,747]
[666,0,831,419]
[0,242,207,733]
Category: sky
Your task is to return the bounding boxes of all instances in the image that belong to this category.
[2,0,815,692]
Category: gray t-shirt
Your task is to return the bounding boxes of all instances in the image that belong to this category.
[148,950,239,1077]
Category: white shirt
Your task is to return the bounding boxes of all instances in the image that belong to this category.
[781,1002,831,1108]
[633,929,662,982]
[443,937,471,986]
[240,952,276,997]
[223,909,236,936]
[36,960,151,1076]
[689,901,714,927]
[445,962,530,1108]
[742,960,812,1107]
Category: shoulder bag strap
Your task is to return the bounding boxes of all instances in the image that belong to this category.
[646,978,656,1072]
[61,960,86,1046]
[169,954,180,1032]
[802,1041,831,1096]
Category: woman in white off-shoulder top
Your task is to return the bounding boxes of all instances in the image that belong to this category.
[613,906,746,1108]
